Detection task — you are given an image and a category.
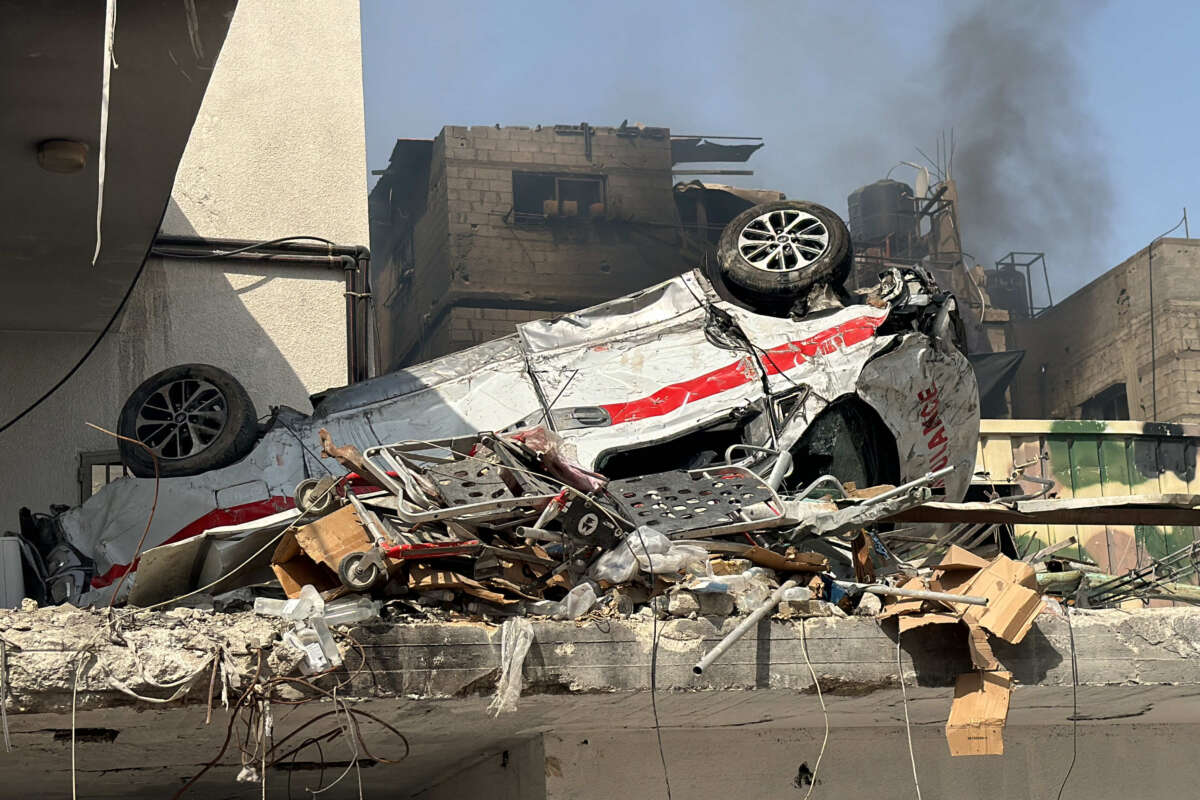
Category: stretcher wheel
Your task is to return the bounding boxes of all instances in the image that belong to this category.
[295,476,338,515]
[338,551,381,591]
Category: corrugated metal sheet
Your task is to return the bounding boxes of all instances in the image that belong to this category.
[975,419,1200,575]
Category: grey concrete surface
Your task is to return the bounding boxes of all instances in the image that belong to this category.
[1,606,1199,797]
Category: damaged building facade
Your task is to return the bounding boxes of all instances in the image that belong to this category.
[369,124,689,368]
[1004,238,1200,423]
[367,124,772,370]
[4,2,1200,798]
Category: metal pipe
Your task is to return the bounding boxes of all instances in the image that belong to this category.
[153,234,366,259]
[839,581,987,606]
[862,465,955,506]
[794,474,848,500]
[693,579,797,675]
[152,235,373,384]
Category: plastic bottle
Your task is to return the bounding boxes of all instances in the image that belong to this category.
[323,595,382,626]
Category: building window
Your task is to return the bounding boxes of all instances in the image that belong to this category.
[78,450,128,503]
[1080,383,1129,421]
[512,172,605,221]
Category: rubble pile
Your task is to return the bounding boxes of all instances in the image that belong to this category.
[99,422,1047,750]
[197,426,983,633]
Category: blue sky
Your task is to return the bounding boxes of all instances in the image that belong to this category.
[360,1,1197,299]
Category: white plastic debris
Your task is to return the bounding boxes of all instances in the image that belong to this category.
[556,582,597,620]
[235,765,260,784]
[589,526,708,583]
[322,595,382,626]
[257,585,343,673]
[683,567,778,613]
[781,585,813,602]
[488,617,535,716]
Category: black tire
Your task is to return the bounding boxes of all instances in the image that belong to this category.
[716,200,852,300]
[117,364,258,478]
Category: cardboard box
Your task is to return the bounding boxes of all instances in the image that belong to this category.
[946,670,1012,756]
[271,506,374,598]
[959,556,1044,644]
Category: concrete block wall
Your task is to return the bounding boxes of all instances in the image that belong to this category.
[387,124,689,366]
[1009,239,1200,423]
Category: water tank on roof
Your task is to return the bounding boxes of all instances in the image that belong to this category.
[986,266,1030,319]
[847,180,917,246]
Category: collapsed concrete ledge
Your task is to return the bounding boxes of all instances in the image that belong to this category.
[3,606,1200,799]
[3,605,1200,710]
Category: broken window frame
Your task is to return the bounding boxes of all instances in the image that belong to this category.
[1080,383,1130,421]
[511,172,606,223]
[78,450,129,504]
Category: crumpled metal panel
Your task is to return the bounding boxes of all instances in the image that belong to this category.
[59,266,979,594]
[62,342,541,580]
[522,270,899,469]
[856,334,980,504]
[519,272,709,354]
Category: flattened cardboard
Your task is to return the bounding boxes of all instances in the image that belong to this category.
[960,556,1045,644]
[271,506,376,598]
[930,568,977,598]
[937,545,991,572]
[743,547,828,573]
[966,623,1000,670]
[851,532,875,583]
[876,577,930,619]
[408,563,516,606]
[946,670,1012,756]
[897,612,962,633]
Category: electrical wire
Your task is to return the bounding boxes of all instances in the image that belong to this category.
[640,518,673,800]
[897,633,923,800]
[149,235,338,260]
[0,260,150,437]
[1054,610,1079,800]
[0,235,344,439]
[85,423,159,608]
[392,437,675,796]
[799,620,829,800]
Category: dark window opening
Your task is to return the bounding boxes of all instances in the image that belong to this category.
[595,413,760,480]
[784,398,901,494]
[78,450,128,503]
[1080,383,1129,421]
[512,172,605,222]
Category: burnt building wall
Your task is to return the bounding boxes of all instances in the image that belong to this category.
[371,124,689,370]
[1008,238,1200,423]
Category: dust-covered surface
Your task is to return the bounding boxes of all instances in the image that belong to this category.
[0,602,290,713]
[5,602,1200,716]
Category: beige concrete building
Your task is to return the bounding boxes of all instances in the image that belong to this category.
[0,0,369,523]
[369,124,689,369]
[1007,238,1200,423]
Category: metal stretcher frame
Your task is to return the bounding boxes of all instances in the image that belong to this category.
[360,437,559,525]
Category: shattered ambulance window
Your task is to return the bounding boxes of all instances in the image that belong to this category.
[78,450,128,503]
[512,172,605,221]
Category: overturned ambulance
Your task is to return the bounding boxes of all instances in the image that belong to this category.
[23,200,980,603]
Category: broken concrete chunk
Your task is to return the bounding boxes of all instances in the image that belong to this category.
[709,558,753,576]
[697,592,735,617]
[668,591,701,617]
[777,599,846,619]
[853,592,883,616]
